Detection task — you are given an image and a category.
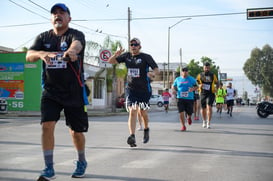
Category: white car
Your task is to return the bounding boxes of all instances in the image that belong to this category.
[149,94,164,107]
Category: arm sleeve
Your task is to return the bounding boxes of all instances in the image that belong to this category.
[196,74,201,84]
[172,78,177,87]
[213,74,218,84]
[116,52,129,63]
[72,30,86,48]
[29,33,44,51]
[146,54,158,69]
[191,77,197,86]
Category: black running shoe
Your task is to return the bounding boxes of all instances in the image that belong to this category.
[143,128,149,143]
[127,134,137,147]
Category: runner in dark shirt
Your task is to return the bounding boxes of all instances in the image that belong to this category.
[108,38,159,147]
[30,28,86,106]
[26,3,88,180]
[196,62,218,129]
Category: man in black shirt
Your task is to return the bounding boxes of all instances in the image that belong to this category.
[196,62,218,129]
[108,38,159,147]
[26,3,88,180]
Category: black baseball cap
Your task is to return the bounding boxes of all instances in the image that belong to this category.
[204,62,210,66]
[182,67,188,71]
[51,3,70,15]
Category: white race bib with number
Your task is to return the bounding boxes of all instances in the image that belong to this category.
[46,53,67,69]
[128,68,140,77]
[202,84,211,91]
[180,91,189,97]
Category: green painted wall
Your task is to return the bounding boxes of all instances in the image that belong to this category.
[0,52,42,111]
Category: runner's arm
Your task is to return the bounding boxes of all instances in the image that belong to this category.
[63,40,83,62]
[26,50,57,64]
[108,47,125,64]
[147,68,159,79]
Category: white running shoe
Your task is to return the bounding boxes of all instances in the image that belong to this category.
[202,121,207,128]
[137,126,143,131]
[207,122,211,129]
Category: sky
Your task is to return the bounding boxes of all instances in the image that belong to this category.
[1,0,273,96]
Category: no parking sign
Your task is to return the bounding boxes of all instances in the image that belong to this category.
[99,49,112,68]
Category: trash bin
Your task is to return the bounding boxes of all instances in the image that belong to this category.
[0,98,8,114]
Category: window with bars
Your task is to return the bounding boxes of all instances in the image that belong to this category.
[94,79,104,99]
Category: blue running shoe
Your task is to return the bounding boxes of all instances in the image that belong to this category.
[72,161,87,178]
[37,165,55,181]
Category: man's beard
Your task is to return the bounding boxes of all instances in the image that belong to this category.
[54,22,63,28]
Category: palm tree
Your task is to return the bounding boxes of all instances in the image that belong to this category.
[103,36,127,112]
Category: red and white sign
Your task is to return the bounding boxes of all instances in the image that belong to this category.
[99,49,112,68]
[99,49,112,62]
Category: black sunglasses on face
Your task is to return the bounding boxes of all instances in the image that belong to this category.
[130,43,139,47]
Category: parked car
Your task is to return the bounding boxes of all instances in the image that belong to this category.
[116,93,125,108]
[250,99,257,105]
[149,94,164,107]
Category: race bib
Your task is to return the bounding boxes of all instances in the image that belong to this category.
[46,53,67,69]
[180,91,189,97]
[128,68,140,77]
[202,84,211,91]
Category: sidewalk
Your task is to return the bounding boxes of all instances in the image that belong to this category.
[0,105,175,118]
[0,107,126,118]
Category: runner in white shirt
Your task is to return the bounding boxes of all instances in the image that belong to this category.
[226,82,236,117]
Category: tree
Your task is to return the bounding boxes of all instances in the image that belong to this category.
[102,36,126,112]
[85,40,101,65]
[200,56,219,77]
[243,44,273,97]
[176,57,219,80]
[21,47,28,52]
[187,59,202,78]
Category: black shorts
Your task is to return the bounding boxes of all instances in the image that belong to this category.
[177,99,194,115]
[226,99,234,107]
[41,97,89,132]
[125,89,151,109]
[200,93,215,108]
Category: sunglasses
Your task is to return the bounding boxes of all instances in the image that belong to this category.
[130,43,139,47]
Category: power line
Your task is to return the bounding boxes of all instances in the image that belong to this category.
[28,0,50,13]
[133,12,245,20]
[70,22,127,39]
[7,0,124,39]
[15,36,36,50]
[5,1,247,43]
[0,22,49,28]
[0,11,247,28]
[80,12,246,21]
[8,0,49,20]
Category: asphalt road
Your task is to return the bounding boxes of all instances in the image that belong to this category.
[0,106,273,181]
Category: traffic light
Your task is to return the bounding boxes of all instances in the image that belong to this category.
[247,7,273,20]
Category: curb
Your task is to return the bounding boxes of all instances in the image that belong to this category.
[0,106,177,118]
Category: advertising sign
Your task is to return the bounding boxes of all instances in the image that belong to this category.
[0,52,42,111]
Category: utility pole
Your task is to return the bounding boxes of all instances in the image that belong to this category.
[167,18,191,89]
[180,48,182,68]
[128,7,131,50]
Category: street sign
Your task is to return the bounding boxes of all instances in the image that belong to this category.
[247,7,273,20]
[99,49,112,62]
[99,49,112,68]
[220,73,227,81]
